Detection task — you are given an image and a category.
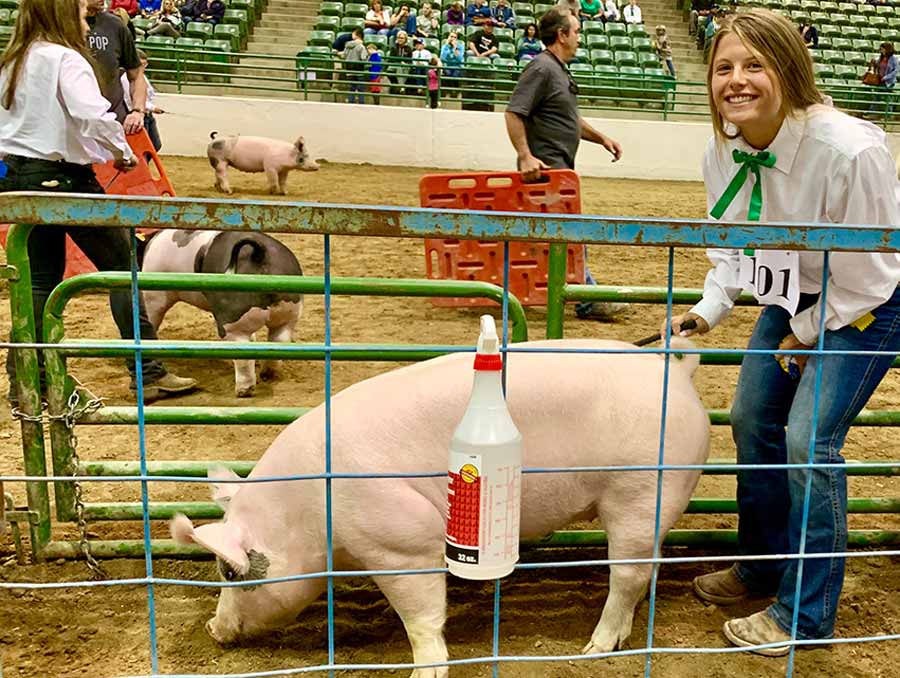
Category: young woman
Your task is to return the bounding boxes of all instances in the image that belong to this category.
[0,0,197,404]
[146,0,181,38]
[516,22,542,62]
[666,8,900,655]
[439,31,464,94]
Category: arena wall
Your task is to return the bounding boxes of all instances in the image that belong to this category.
[156,94,900,182]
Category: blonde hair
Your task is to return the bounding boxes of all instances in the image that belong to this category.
[113,7,131,26]
[707,8,824,141]
[0,0,92,110]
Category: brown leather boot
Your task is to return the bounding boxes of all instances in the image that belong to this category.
[693,564,751,605]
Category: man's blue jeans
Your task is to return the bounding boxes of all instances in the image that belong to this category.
[731,287,900,639]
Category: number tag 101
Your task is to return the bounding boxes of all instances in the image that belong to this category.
[738,249,801,315]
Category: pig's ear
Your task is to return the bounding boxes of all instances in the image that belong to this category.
[209,465,241,510]
[173,515,251,576]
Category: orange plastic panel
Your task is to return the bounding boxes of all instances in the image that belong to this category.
[0,130,175,279]
[420,170,585,307]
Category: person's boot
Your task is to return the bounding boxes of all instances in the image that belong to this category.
[693,564,752,605]
[134,372,199,403]
[723,609,793,657]
[575,301,629,321]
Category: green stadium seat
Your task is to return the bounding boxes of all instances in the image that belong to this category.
[614,50,637,67]
[583,20,604,35]
[833,63,857,78]
[199,38,231,82]
[821,49,844,64]
[0,0,16,8]
[809,11,828,23]
[885,29,900,43]
[512,2,533,15]
[593,64,619,99]
[493,57,519,91]
[800,0,818,8]
[586,33,608,49]
[876,4,894,16]
[364,32,388,49]
[533,3,553,15]
[626,23,647,37]
[515,15,533,28]
[858,2,875,14]
[0,9,8,24]
[141,36,176,79]
[609,35,631,51]
[574,47,589,63]
[309,29,335,46]
[320,1,344,16]
[638,51,658,68]
[186,21,214,40]
[132,16,151,32]
[344,2,368,17]
[340,16,364,31]
[643,66,674,106]
[851,38,871,53]
[498,41,515,58]
[632,36,652,53]
[869,16,888,29]
[861,27,881,40]
[605,21,626,36]
[819,0,838,11]
[569,62,594,98]
[494,27,514,43]
[175,36,205,49]
[214,23,241,50]
[845,51,868,66]
[813,62,835,79]
[589,48,613,65]
[819,24,840,38]
[782,0,802,10]
[8,8,15,23]
[618,65,643,100]
[849,15,868,29]
[830,13,849,26]
[222,9,248,40]
[839,25,862,40]
[230,0,255,18]
[315,14,340,30]
[816,36,832,50]
[831,37,852,51]
[890,16,900,29]
[0,24,12,47]
[296,46,334,88]
[424,36,440,51]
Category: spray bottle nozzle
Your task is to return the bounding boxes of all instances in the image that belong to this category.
[475,315,502,371]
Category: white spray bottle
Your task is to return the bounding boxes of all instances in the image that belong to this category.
[445,315,523,580]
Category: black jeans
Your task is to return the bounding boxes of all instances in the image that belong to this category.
[2,155,167,397]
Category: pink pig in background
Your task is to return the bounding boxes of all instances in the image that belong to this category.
[206,132,320,195]
[172,338,710,677]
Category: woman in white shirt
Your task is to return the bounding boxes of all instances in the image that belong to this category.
[667,9,900,655]
[0,0,197,404]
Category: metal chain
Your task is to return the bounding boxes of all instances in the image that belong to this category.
[11,384,107,578]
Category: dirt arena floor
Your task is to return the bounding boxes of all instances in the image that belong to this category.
[1,158,899,678]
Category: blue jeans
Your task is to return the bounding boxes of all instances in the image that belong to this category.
[731,287,900,639]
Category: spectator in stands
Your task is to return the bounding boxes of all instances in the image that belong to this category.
[390,5,415,37]
[466,0,492,26]
[196,0,225,26]
[388,30,413,93]
[439,30,464,92]
[427,55,441,108]
[332,30,355,53]
[689,0,714,36]
[364,0,392,36]
[0,0,198,406]
[342,27,368,103]
[367,43,384,103]
[603,0,620,22]
[623,0,641,24]
[467,19,500,59]
[111,0,139,17]
[517,22,543,61]
[505,5,624,321]
[579,0,603,23]
[416,2,440,37]
[799,21,817,49]
[446,1,465,26]
[654,24,674,76]
[702,8,722,58]
[122,50,164,150]
[139,0,161,17]
[410,36,434,94]
[872,41,898,87]
[492,0,516,29]
[113,6,142,39]
[146,0,182,37]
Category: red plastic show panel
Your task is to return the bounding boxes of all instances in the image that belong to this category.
[420,170,585,307]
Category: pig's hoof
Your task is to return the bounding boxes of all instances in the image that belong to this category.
[582,634,622,655]
[235,386,255,398]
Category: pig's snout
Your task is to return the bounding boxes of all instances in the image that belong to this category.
[206,616,238,645]
[301,160,320,172]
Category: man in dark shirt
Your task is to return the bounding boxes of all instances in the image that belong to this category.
[86,0,147,133]
[467,20,500,59]
[505,5,624,320]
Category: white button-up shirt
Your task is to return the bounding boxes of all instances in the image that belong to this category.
[693,105,900,345]
[0,42,133,165]
[623,3,642,23]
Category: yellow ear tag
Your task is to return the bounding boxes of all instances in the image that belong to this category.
[850,312,876,332]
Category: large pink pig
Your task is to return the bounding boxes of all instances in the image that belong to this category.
[206,132,320,195]
[172,338,710,677]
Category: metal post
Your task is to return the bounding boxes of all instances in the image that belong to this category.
[545,243,568,339]
[4,224,52,555]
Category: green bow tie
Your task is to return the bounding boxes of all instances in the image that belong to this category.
[710,149,777,224]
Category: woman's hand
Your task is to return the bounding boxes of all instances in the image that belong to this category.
[776,333,812,377]
[660,312,710,339]
[114,155,138,172]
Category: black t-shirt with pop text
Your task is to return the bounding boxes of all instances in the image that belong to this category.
[86,11,141,123]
